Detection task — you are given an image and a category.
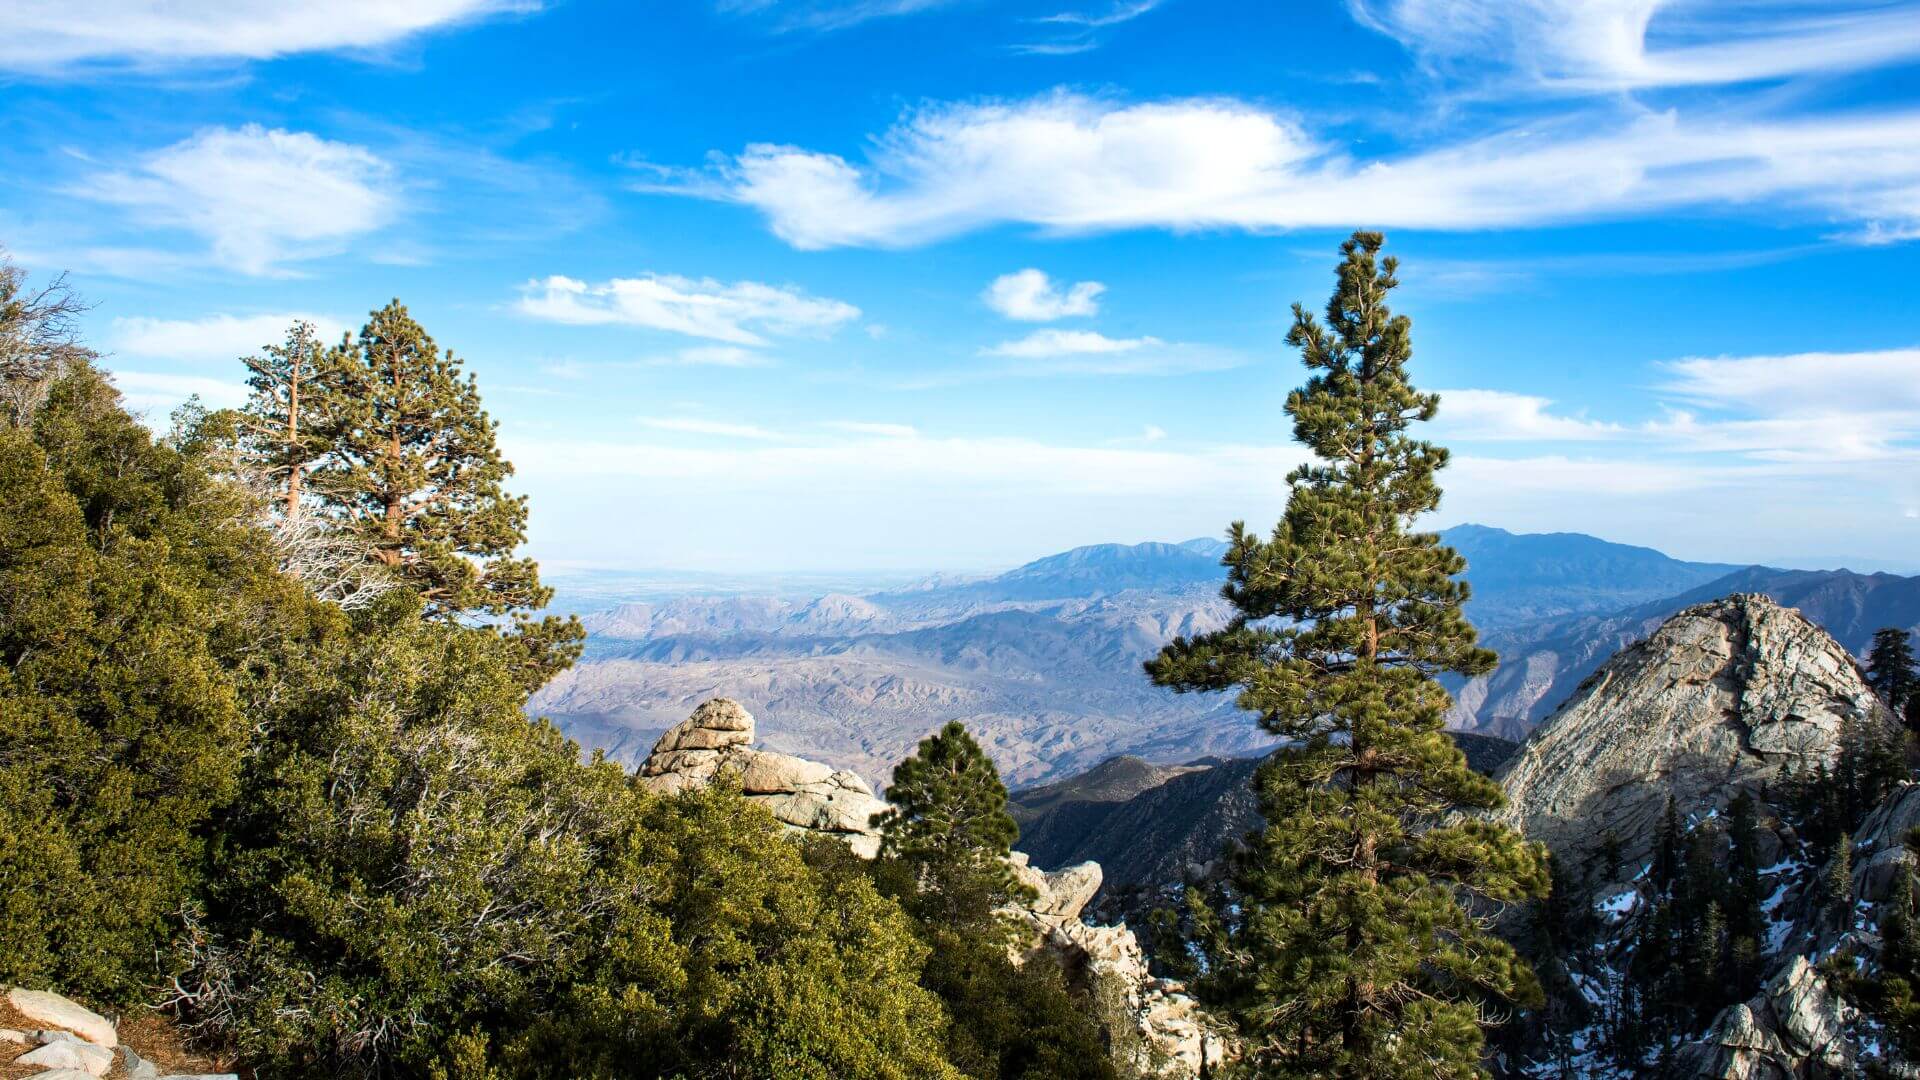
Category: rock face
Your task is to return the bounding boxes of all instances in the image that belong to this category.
[1495,594,1887,875]
[1678,956,1855,1079]
[637,698,891,858]
[636,698,1221,1077]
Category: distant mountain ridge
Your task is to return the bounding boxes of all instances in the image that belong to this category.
[535,526,1920,786]
[1438,524,1745,626]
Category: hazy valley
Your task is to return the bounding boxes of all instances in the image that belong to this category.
[535,524,1920,785]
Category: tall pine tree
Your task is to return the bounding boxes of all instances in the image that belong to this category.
[309,301,582,685]
[237,320,329,518]
[1147,231,1548,1078]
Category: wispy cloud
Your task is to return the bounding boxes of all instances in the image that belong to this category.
[108,370,247,413]
[112,312,349,363]
[986,328,1161,358]
[0,0,538,72]
[641,416,785,440]
[647,345,772,367]
[1432,388,1623,441]
[714,0,957,32]
[1016,0,1164,54]
[981,328,1241,377]
[669,92,1920,249]
[821,420,918,438]
[516,273,860,345]
[983,269,1104,321]
[74,125,396,275]
[1351,0,1920,91]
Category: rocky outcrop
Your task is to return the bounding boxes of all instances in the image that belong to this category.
[1495,594,1891,876]
[636,698,1221,1077]
[637,698,892,858]
[0,986,234,1080]
[1677,956,1855,1079]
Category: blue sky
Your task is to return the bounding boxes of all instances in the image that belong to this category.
[5,0,1920,573]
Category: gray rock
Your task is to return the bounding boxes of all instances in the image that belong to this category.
[1495,594,1893,877]
[732,750,835,794]
[16,1037,112,1076]
[1032,862,1103,920]
[0,1027,28,1044]
[649,698,755,754]
[17,1070,99,1080]
[4,988,116,1049]
[1680,955,1852,1078]
[116,1045,160,1080]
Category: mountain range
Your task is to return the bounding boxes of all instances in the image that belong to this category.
[531,525,1920,785]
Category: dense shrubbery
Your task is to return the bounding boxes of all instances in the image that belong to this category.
[0,265,1127,1078]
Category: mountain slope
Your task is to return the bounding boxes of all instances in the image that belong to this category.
[1439,523,1744,628]
[1451,565,1920,739]
[1009,733,1518,926]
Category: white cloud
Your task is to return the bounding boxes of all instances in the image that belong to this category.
[1433,388,1622,441]
[984,269,1105,321]
[985,329,1161,358]
[1017,0,1164,54]
[77,125,395,275]
[641,416,785,440]
[648,345,771,367]
[1351,0,1920,90]
[1660,348,1920,415]
[0,1,534,70]
[1646,348,1920,462]
[108,370,247,414]
[1037,0,1163,29]
[516,273,860,346]
[715,0,956,32]
[112,312,348,363]
[1142,424,1167,441]
[977,328,1241,377]
[681,93,1920,248]
[823,420,919,437]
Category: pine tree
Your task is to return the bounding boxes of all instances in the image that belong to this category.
[237,320,330,518]
[1146,232,1548,1078]
[872,720,1029,920]
[1868,628,1919,717]
[1842,829,1920,1074]
[1652,796,1683,898]
[308,301,582,685]
[1829,832,1855,925]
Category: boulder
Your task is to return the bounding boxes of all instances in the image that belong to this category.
[1028,862,1102,921]
[117,1046,160,1080]
[17,1037,112,1077]
[647,698,755,756]
[0,1028,27,1045]
[4,989,115,1049]
[733,750,835,794]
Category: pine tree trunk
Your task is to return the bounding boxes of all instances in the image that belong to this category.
[285,361,302,519]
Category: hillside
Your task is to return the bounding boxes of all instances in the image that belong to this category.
[1008,733,1518,926]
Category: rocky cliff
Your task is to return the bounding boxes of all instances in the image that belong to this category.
[1493,593,1902,1078]
[634,699,1223,1078]
[1495,593,1887,875]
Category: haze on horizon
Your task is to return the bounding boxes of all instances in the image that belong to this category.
[5,0,1919,575]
